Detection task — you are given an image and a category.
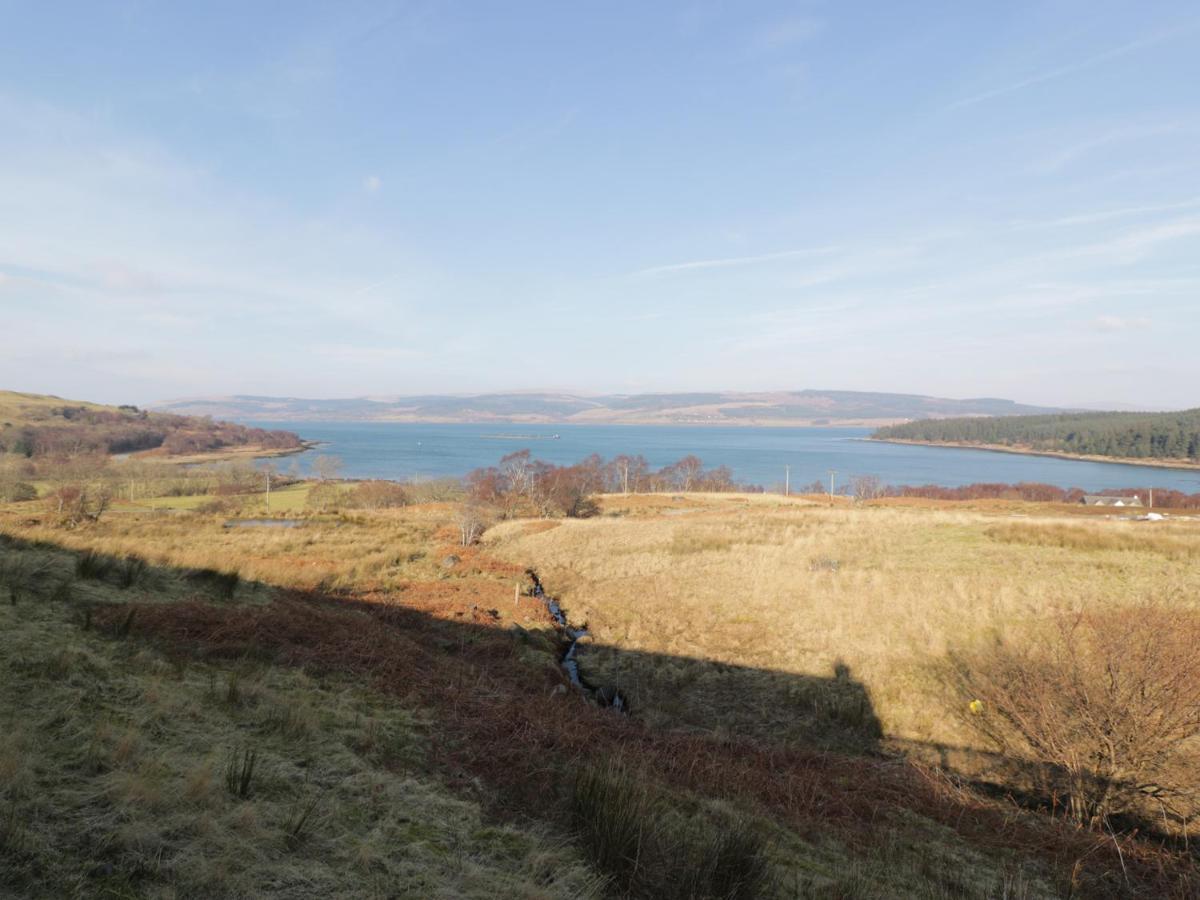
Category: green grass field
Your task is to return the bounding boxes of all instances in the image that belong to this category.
[133,482,315,513]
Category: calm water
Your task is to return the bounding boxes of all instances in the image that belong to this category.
[243,422,1200,494]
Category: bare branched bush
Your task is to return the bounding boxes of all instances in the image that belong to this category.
[457,504,493,546]
[311,455,343,482]
[47,483,112,526]
[941,605,1200,828]
[850,474,887,501]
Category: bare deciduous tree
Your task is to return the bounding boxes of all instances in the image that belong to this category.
[312,455,343,481]
[457,504,491,546]
[850,475,887,501]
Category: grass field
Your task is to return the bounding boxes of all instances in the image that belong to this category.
[132,482,315,513]
[1,489,1196,897]
[484,494,1200,767]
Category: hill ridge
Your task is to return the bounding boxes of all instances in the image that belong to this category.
[153,389,1064,426]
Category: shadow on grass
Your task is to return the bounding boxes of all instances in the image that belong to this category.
[0,531,1194,899]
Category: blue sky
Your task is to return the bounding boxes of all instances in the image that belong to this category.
[1,1,1198,408]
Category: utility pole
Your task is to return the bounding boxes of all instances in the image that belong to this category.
[784,465,790,497]
[265,470,271,513]
[828,469,837,502]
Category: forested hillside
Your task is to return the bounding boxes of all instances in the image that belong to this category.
[0,391,302,459]
[874,409,1200,460]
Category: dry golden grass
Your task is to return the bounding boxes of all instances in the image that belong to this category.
[4,490,1198,896]
[484,494,1200,755]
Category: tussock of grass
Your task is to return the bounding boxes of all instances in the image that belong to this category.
[224,747,259,799]
[570,761,772,900]
[76,548,115,581]
[186,567,240,600]
[116,555,147,589]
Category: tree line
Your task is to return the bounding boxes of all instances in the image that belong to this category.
[466,450,757,518]
[873,409,1200,460]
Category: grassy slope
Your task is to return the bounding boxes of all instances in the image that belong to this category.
[1,495,1194,897]
[0,535,599,899]
[0,390,110,426]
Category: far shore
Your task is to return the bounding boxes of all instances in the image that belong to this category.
[868,437,1200,473]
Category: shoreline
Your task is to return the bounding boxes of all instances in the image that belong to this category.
[128,439,321,466]
[228,418,907,429]
[867,438,1200,473]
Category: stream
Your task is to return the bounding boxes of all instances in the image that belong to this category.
[526,570,628,713]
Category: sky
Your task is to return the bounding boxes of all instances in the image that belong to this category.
[1,1,1198,409]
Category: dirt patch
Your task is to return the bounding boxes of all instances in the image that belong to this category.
[521,521,562,536]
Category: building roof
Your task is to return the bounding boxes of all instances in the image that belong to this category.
[1081,494,1143,506]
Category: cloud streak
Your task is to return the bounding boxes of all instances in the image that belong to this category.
[630,246,838,278]
[1093,314,1152,332]
[946,22,1198,110]
[1013,196,1200,229]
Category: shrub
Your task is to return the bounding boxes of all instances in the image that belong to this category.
[347,480,409,509]
[405,478,464,503]
[196,496,239,515]
[0,481,37,503]
[940,605,1200,828]
[305,482,345,512]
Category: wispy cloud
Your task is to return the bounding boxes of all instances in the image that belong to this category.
[1028,123,1193,174]
[364,174,383,192]
[946,23,1198,111]
[1071,218,1200,264]
[630,246,838,278]
[313,343,430,364]
[1093,314,1152,332]
[1013,196,1200,229]
[751,17,822,51]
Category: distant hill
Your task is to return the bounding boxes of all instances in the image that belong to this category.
[0,390,303,459]
[154,390,1061,426]
[873,408,1200,462]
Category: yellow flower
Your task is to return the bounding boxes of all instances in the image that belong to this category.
[968,699,984,715]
